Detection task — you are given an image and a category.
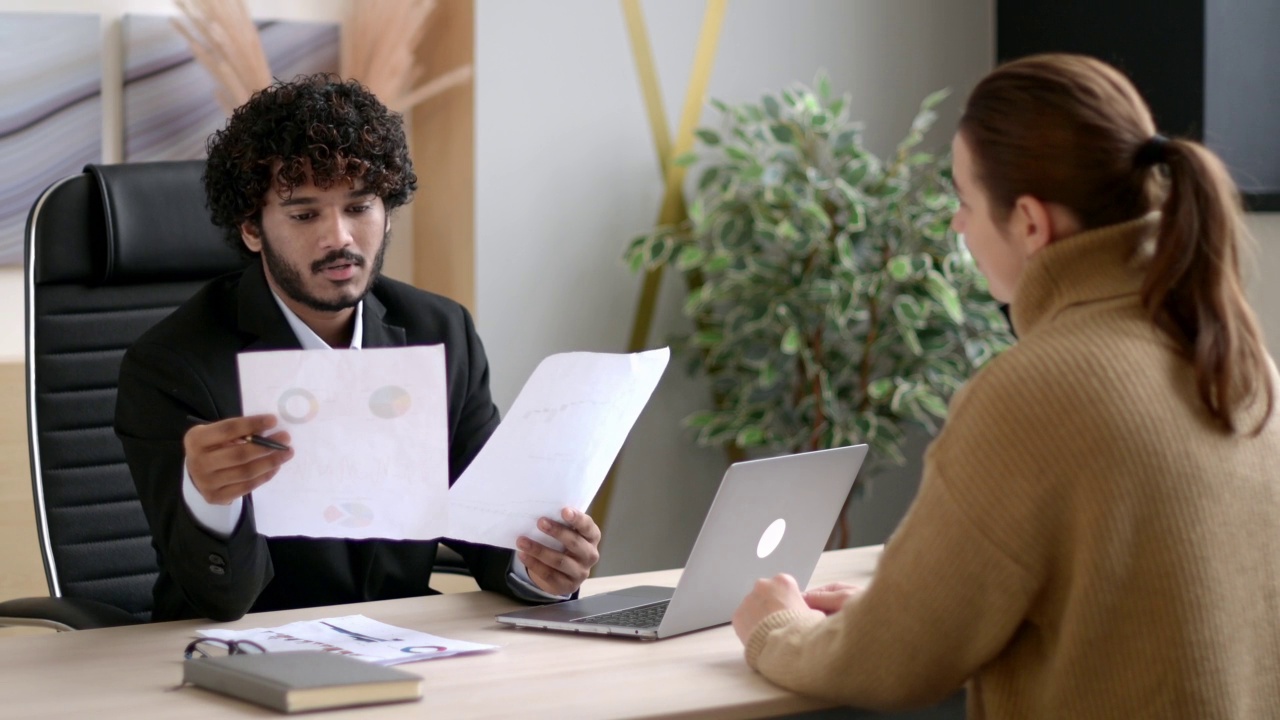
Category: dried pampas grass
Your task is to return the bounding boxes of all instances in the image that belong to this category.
[342,0,472,111]
[172,0,272,114]
[174,0,471,113]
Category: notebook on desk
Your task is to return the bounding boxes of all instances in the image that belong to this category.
[495,444,867,640]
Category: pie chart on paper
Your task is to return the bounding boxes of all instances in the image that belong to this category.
[324,502,375,528]
[368,385,412,419]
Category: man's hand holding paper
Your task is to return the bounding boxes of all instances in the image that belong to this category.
[518,507,602,595]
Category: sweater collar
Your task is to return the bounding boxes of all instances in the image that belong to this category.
[1010,214,1161,337]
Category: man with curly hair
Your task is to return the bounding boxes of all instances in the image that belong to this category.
[114,74,601,622]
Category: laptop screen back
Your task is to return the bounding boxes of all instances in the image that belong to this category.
[657,444,867,637]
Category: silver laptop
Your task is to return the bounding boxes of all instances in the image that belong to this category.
[495,444,867,640]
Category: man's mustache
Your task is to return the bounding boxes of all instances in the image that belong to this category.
[311,249,365,273]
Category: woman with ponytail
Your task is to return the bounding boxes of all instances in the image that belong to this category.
[732,54,1280,718]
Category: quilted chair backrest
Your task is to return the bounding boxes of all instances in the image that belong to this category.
[24,161,247,622]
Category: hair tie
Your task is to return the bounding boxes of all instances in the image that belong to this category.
[1134,134,1170,168]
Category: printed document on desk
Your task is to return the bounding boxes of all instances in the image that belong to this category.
[198,614,497,666]
[237,346,450,540]
[447,348,669,550]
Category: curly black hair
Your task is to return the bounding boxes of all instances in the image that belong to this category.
[203,73,418,253]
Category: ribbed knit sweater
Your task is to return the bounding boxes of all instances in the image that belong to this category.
[746,216,1280,718]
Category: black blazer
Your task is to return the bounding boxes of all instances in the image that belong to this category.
[115,263,516,621]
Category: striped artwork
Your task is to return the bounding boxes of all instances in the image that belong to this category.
[123,16,339,163]
[0,13,102,266]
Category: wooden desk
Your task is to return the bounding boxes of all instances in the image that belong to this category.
[0,546,882,719]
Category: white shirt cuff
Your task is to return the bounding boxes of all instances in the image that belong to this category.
[507,555,570,601]
[182,460,243,539]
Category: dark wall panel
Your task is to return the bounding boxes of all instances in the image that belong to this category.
[996,0,1278,210]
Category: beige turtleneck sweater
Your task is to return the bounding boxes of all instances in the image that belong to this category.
[746,216,1280,718]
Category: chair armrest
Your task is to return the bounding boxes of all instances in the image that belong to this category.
[0,596,144,631]
[434,544,470,576]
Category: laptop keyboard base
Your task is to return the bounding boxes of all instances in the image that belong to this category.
[569,600,669,629]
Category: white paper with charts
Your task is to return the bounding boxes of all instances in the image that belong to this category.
[447,347,669,551]
[237,346,450,541]
[197,614,497,666]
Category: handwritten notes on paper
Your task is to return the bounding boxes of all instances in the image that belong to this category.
[448,348,670,550]
[237,346,450,541]
[236,346,668,545]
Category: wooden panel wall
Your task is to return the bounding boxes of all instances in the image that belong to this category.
[410,0,476,313]
[0,361,53,636]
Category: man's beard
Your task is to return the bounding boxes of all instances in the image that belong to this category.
[260,229,389,313]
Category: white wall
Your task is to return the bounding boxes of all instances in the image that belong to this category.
[1248,214,1280,356]
[476,0,996,574]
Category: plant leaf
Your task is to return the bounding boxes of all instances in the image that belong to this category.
[866,378,892,403]
[647,236,669,265]
[921,87,951,111]
[676,245,707,271]
[683,284,709,315]
[695,128,721,146]
[725,145,753,163]
[835,232,857,271]
[780,326,802,355]
[688,197,706,228]
[842,160,868,187]
[685,410,717,428]
[915,385,949,419]
[890,381,913,413]
[704,252,732,274]
[673,151,698,167]
[736,426,767,448]
[693,329,724,347]
[900,324,923,355]
[887,255,912,282]
[924,270,964,323]
[846,200,867,233]
[762,94,781,120]
[757,361,779,388]
[697,166,721,192]
[770,124,796,144]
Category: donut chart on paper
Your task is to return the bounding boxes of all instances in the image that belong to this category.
[277,387,320,424]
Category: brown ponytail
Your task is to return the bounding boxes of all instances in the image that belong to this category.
[1145,139,1273,433]
[960,53,1273,433]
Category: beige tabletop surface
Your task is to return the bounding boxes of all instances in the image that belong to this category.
[0,545,882,720]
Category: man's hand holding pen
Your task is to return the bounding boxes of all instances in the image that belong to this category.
[184,414,294,505]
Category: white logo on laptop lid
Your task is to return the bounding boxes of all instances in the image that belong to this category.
[756,518,786,558]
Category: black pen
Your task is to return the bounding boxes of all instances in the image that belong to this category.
[185,415,291,451]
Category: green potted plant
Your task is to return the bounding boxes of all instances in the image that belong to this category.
[624,74,1013,543]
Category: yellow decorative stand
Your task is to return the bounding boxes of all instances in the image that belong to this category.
[590,0,729,537]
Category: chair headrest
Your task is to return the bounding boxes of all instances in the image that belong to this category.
[88,161,247,284]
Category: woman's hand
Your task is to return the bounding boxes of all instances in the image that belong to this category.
[803,582,863,614]
[732,574,809,645]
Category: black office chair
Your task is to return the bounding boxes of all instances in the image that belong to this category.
[0,161,247,630]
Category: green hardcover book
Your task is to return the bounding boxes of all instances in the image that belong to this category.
[183,651,424,713]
